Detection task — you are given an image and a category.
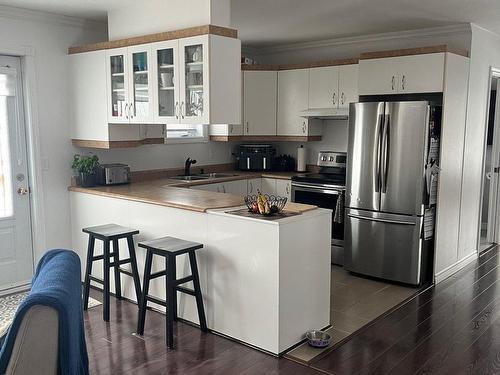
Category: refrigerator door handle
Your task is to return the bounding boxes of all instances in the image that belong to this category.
[375,114,384,193]
[347,213,416,226]
[381,114,390,193]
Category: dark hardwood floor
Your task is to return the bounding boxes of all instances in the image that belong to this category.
[85,289,322,374]
[85,246,500,375]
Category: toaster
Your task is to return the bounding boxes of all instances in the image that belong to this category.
[97,164,131,185]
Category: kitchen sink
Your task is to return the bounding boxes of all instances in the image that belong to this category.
[196,173,239,178]
[170,175,209,181]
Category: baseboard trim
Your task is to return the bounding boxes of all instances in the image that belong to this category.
[435,251,478,284]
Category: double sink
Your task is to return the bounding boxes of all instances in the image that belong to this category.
[170,173,239,181]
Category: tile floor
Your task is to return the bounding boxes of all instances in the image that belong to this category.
[286,265,418,363]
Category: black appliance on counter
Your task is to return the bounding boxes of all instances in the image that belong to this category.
[291,151,346,265]
[237,144,276,171]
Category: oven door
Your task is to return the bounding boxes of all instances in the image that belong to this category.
[291,182,344,264]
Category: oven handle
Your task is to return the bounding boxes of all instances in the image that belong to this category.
[292,183,341,195]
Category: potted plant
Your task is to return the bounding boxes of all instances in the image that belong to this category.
[72,154,99,187]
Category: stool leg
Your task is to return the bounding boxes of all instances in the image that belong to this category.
[112,238,122,300]
[126,236,142,305]
[166,254,176,349]
[168,256,178,321]
[83,234,96,310]
[103,239,111,322]
[137,250,153,335]
[189,251,207,332]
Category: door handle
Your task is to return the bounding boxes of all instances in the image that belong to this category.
[249,181,253,193]
[124,103,129,119]
[381,114,390,193]
[302,121,306,134]
[180,102,185,119]
[246,121,249,134]
[375,114,384,193]
[341,92,345,106]
[175,101,179,119]
[494,167,500,173]
[401,75,406,91]
[17,187,29,196]
[391,76,395,91]
[332,92,336,106]
[129,103,134,119]
[347,213,415,225]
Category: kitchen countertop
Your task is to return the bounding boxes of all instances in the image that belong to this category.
[68,170,314,213]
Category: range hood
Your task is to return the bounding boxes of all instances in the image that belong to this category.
[299,107,349,120]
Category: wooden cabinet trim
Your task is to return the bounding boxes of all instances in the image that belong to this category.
[209,135,321,142]
[242,58,359,71]
[68,25,237,54]
[72,138,165,149]
[360,45,468,60]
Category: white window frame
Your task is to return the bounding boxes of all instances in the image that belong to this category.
[164,123,208,144]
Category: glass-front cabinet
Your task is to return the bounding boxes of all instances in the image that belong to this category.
[106,46,154,124]
[179,37,209,124]
[152,40,179,122]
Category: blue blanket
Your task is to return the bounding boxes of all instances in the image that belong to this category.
[0,249,89,375]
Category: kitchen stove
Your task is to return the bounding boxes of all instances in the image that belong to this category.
[291,151,347,265]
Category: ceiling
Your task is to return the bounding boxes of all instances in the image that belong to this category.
[0,0,499,47]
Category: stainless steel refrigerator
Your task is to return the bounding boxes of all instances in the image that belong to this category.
[345,101,433,285]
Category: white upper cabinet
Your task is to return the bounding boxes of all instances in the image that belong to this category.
[243,71,277,135]
[308,64,358,109]
[397,53,445,94]
[106,46,154,124]
[179,36,210,124]
[308,66,339,109]
[151,40,180,123]
[338,64,359,108]
[359,53,445,95]
[278,69,320,136]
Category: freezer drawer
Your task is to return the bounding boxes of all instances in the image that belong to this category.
[344,209,423,285]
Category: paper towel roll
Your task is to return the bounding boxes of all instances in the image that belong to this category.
[297,145,307,172]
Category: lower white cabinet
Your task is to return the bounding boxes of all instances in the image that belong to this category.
[276,180,292,200]
[192,179,248,195]
[261,178,276,195]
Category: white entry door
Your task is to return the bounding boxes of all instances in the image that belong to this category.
[0,55,33,291]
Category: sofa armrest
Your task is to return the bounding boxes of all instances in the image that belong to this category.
[5,305,58,375]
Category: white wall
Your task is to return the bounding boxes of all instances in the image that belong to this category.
[88,141,236,171]
[0,8,107,261]
[107,0,231,40]
[276,121,349,163]
[254,26,471,65]
[459,25,500,257]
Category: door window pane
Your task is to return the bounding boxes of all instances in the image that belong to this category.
[184,44,204,117]
[110,55,125,117]
[157,48,175,117]
[0,96,13,218]
[132,51,149,117]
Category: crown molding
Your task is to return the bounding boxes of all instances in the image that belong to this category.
[0,4,107,30]
[246,23,471,55]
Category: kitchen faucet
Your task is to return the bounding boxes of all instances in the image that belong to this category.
[184,157,197,176]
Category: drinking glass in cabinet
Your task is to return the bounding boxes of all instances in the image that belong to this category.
[184,44,204,117]
[157,48,175,117]
[132,52,149,118]
[110,55,125,117]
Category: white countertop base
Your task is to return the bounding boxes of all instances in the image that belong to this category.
[70,192,331,355]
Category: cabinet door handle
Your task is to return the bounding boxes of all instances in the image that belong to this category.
[175,101,179,119]
[391,76,395,91]
[286,184,289,194]
[402,75,406,91]
[230,124,233,134]
[124,103,129,119]
[222,185,226,193]
[246,121,249,134]
[341,92,345,106]
[302,121,306,134]
[129,103,134,119]
[332,92,336,106]
[180,102,185,119]
[249,181,253,193]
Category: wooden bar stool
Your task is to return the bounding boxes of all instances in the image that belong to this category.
[82,223,142,322]
[136,236,207,349]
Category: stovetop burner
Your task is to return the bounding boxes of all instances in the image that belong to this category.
[292,173,346,187]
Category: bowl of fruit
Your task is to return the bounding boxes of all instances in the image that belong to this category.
[244,190,288,216]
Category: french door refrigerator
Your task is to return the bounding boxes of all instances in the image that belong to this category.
[345,101,433,285]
